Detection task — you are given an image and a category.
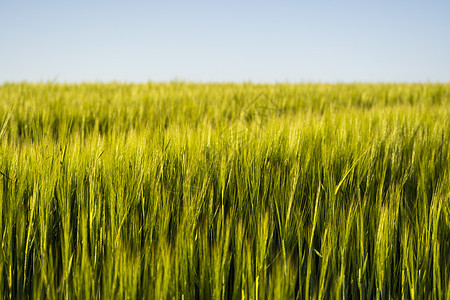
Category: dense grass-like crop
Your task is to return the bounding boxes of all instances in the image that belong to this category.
[0,82,450,299]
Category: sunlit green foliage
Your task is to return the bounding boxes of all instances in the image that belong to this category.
[0,82,449,298]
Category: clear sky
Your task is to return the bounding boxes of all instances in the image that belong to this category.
[1,0,449,83]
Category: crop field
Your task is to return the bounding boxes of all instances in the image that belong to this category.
[0,82,449,299]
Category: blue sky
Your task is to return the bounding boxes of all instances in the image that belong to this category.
[1,0,449,83]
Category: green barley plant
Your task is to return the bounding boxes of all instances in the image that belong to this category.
[0,82,449,298]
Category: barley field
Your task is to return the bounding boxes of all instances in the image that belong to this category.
[0,82,449,299]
